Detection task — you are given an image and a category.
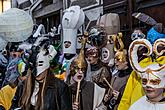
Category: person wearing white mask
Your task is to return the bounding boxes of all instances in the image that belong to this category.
[128,38,165,110]
[11,37,72,110]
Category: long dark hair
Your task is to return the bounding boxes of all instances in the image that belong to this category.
[19,69,48,110]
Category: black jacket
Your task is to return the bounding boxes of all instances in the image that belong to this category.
[10,73,72,110]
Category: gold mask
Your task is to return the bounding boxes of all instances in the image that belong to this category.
[113,33,127,63]
[115,49,127,63]
[70,34,88,76]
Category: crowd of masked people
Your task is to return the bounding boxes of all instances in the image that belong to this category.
[0,7,165,110]
[0,27,164,110]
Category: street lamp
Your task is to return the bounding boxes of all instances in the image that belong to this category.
[0,0,11,14]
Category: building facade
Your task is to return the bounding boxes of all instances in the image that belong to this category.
[11,0,63,33]
[11,0,165,48]
[103,0,165,48]
[11,0,104,32]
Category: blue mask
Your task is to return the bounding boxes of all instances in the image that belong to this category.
[147,27,165,44]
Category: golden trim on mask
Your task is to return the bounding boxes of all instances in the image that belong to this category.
[129,41,151,73]
[142,78,161,86]
[70,37,88,76]
[113,33,124,52]
[153,40,165,57]
[115,50,127,63]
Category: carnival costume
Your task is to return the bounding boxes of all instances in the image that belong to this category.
[11,37,72,110]
[0,8,33,110]
[85,26,111,89]
[61,6,85,81]
[68,34,107,110]
[128,38,165,110]
[118,13,165,110]
[106,33,131,110]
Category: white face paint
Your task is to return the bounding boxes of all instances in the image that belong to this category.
[101,43,114,64]
[141,73,164,101]
[101,47,110,63]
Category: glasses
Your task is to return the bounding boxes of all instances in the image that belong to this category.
[142,78,161,86]
[131,33,145,40]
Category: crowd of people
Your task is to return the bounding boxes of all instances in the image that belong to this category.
[0,5,164,110]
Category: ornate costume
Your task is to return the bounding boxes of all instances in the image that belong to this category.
[62,5,85,54]
[118,56,165,110]
[128,38,165,110]
[85,26,111,88]
[11,37,72,110]
[85,47,111,88]
[61,6,85,81]
[118,25,165,110]
[68,35,107,110]
[104,33,131,110]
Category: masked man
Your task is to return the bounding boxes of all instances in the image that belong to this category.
[11,37,72,110]
[104,50,131,110]
[128,38,165,110]
[67,37,107,110]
